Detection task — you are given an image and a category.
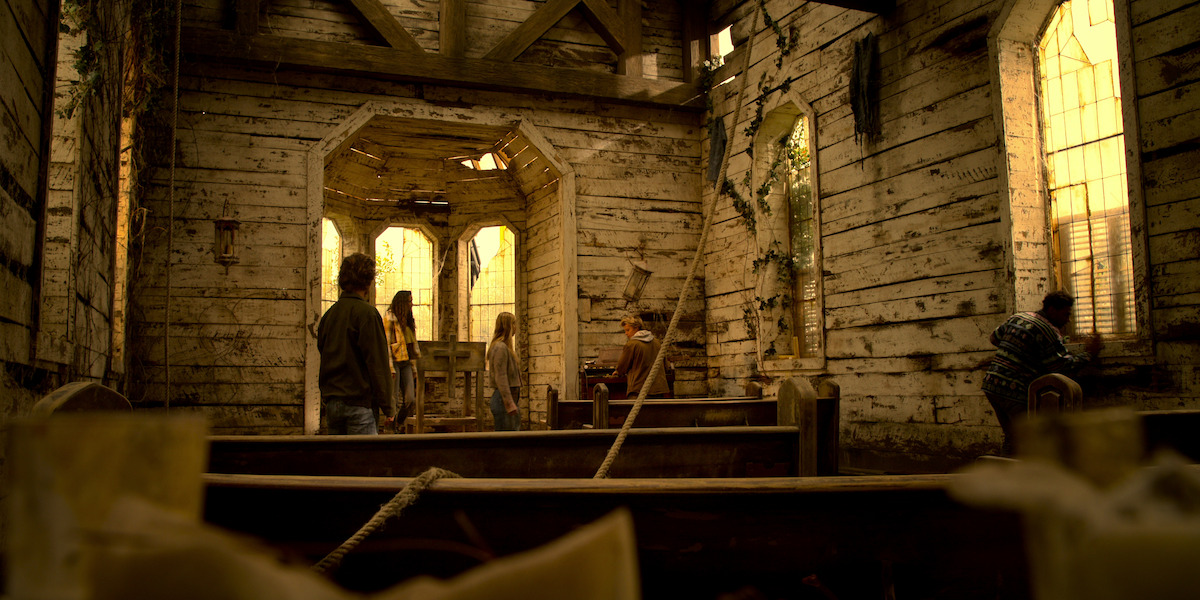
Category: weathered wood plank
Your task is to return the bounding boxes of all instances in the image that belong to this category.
[347,0,423,51]
[181,27,703,107]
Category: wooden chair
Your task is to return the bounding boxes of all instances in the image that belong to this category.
[406,336,487,433]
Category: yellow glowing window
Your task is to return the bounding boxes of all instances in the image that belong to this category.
[467,226,516,343]
[375,227,434,337]
[321,218,342,316]
[1039,0,1135,335]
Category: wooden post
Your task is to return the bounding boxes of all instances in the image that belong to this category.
[593,383,610,430]
[616,0,643,77]
[817,380,841,476]
[5,414,208,599]
[547,384,560,430]
[414,361,426,434]
[779,377,819,476]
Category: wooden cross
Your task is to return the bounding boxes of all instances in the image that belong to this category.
[432,334,473,401]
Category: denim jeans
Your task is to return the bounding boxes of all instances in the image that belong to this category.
[394,360,415,420]
[490,387,521,431]
[325,399,378,435]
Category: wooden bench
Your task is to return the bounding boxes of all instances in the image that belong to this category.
[208,426,808,478]
[1025,374,1199,462]
[548,378,840,475]
[203,472,1029,598]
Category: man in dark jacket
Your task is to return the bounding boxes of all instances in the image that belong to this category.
[318,252,395,434]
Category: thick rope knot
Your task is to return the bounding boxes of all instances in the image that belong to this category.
[313,466,460,574]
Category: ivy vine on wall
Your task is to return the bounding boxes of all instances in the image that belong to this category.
[708,2,808,360]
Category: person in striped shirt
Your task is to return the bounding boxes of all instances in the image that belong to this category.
[982,291,1102,455]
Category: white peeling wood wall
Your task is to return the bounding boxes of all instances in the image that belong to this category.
[128,0,704,432]
[1,0,57,411]
[706,0,1200,472]
[2,0,128,410]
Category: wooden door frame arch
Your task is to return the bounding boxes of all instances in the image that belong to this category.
[304,102,577,433]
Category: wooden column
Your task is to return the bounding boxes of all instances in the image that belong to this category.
[616,0,643,77]
[681,1,709,83]
[440,0,466,57]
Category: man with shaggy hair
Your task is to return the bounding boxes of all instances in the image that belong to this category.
[982,290,1101,454]
[612,315,671,399]
[318,252,395,434]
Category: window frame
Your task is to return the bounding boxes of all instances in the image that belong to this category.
[752,100,826,372]
[991,0,1152,357]
[370,222,438,339]
[456,218,522,344]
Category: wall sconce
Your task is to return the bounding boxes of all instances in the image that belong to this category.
[213,218,240,270]
[622,261,652,302]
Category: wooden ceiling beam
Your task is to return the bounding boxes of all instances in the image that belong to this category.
[181,27,703,108]
[347,0,423,52]
[483,0,581,62]
[820,0,896,13]
[615,0,642,77]
[439,0,466,58]
[578,0,627,54]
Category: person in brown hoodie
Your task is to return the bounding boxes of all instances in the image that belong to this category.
[613,315,670,399]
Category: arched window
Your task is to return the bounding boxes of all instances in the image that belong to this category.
[374,226,434,336]
[786,115,822,357]
[1038,0,1135,336]
[995,0,1147,348]
[320,217,342,315]
[753,102,824,362]
[467,225,516,343]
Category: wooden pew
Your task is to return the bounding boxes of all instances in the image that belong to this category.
[1026,374,1199,462]
[208,426,806,478]
[203,473,1029,598]
[547,378,840,476]
[548,379,838,431]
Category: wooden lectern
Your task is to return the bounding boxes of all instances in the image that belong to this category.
[406,336,487,433]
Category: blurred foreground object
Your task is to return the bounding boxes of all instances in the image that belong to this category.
[5,412,640,599]
[951,408,1200,600]
[6,414,209,599]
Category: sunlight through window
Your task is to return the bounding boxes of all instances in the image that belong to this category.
[375,227,434,337]
[1039,0,1135,336]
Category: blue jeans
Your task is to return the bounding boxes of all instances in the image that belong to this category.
[394,361,415,420]
[490,387,521,431]
[325,399,378,435]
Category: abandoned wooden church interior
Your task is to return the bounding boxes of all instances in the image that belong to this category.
[2,0,1198,597]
